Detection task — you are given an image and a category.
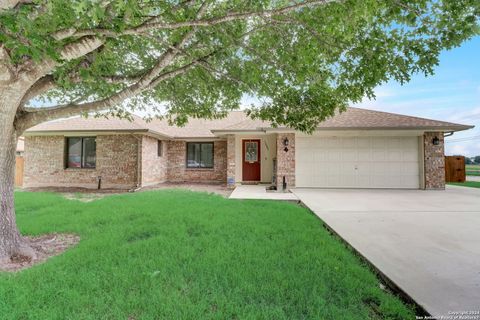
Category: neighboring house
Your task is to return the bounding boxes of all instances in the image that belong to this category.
[23,107,473,190]
[16,136,25,156]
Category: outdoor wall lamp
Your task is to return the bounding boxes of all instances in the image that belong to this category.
[283,137,289,152]
[432,136,440,145]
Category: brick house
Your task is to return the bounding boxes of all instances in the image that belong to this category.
[23,107,473,191]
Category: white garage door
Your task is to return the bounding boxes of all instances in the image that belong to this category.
[296,136,420,189]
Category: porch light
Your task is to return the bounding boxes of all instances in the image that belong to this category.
[283,137,289,152]
[432,136,440,145]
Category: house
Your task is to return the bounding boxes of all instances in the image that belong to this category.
[23,107,473,191]
[16,136,25,156]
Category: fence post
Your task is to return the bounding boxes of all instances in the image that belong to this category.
[15,156,24,187]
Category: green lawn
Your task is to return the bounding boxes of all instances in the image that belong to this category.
[466,164,480,176]
[0,190,415,319]
[448,181,480,188]
[467,172,480,176]
[466,164,480,169]
[466,170,480,176]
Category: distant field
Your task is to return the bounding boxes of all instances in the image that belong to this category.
[466,164,480,176]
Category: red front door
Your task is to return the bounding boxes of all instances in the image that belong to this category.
[242,139,261,181]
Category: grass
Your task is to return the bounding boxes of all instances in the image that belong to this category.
[467,172,480,176]
[466,164,480,169]
[0,190,415,319]
[448,181,480,188]
[466,164,480,176]
[466,171,480,176]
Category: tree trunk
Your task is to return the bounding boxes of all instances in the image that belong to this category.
[0,112,23,262]
[0,136,23,261]
[0,88,35,262]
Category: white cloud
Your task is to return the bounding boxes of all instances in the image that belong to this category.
[446,144,469,155]
[446,141,480,157]
[444,107,480,123]
[373,86,396,98]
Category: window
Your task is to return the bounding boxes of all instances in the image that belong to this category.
[66,137,96,168]
[186,142,213,168]
[245,141,258,162]
[157,140,163,157]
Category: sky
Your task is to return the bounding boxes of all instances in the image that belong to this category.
[352,36,480,157]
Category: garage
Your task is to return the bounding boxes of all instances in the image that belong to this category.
[295,136,421,188]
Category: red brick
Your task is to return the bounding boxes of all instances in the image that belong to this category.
[166,140,227,183]
[24,135,139,189]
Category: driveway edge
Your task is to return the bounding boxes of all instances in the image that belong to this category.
[297,201,430,317]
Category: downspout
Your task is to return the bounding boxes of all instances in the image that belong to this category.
[444,131,454,138]
[130,134,143,192]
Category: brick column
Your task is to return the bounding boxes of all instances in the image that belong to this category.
[226,135,236,188]
[276,133,295,191]
[424,132,445,190]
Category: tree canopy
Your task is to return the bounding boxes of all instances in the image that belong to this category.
[1,0,479,132]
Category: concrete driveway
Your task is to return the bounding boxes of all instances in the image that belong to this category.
[292,186,480,317]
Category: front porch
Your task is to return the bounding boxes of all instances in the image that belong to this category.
[224,133,296,191]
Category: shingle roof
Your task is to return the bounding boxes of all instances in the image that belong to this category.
[26,107,473,138]
[145,112,248,137]
[213,107,473,132]
[26,112,250,138]
[28,115,149,132]
[315,107,471,130]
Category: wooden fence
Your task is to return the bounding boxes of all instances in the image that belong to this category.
[15,156,24,187]
[445,156,465,183]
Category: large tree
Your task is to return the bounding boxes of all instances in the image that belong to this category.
[0,0,478,261]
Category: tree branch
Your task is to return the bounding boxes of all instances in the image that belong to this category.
[18,75,56,109]
[13,36,105,114]
[18,70,152,110]
[268,16,346,50]
[0,0,33,11]
[19,57,206,129]
[0,44,15,82]
[59,36,105,62]
[393,0,422,17]
[18,3,211,129]
[196,59,254,91]
[52,0,338,40]
[20,36,105,83]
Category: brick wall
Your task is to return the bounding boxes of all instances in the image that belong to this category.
[226,135,236,188]
[424,132,445,190]
[24,135,139,189]
[141,136,168,186]
[167,140,227,183]
[276,133,295,190]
